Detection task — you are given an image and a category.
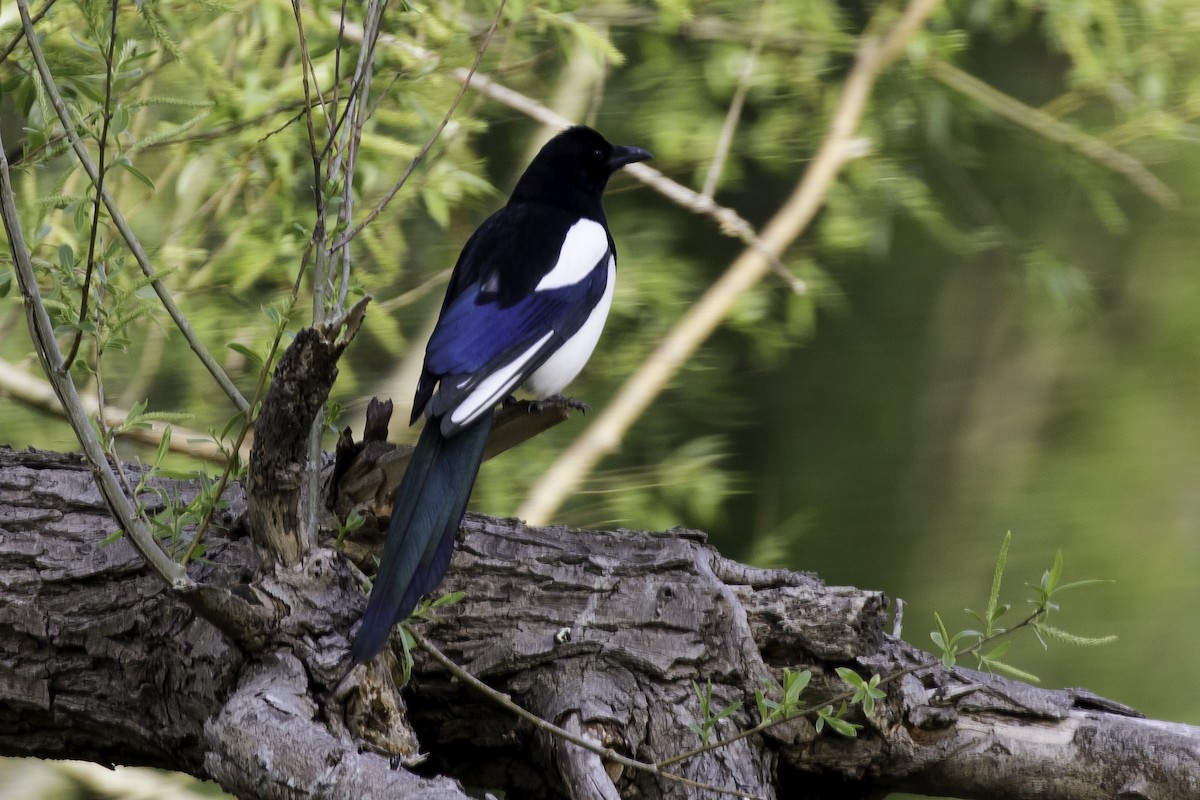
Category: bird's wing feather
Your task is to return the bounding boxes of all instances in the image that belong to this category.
[423,260,610,433]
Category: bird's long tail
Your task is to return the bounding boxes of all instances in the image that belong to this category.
[351,413,493,664]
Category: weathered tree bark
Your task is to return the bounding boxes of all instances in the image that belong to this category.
[2,445,1198,799]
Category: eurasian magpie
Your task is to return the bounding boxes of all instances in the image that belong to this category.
[351,126,652,664]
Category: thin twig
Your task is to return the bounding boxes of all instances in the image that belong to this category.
[331,0,508,251]
[928,57,1176,207]
[457,69,810,294]
[65,0,120,369]
[517,0,944,524]
[328,0,388,313]
[15,2,249,414]
[0,0,54,63]
[291,0,329,320]
[409,627,765,800]
[700,0,772,200]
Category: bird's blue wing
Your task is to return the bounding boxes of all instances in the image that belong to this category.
[420,259,609,434]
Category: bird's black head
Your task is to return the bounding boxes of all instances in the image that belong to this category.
[509,126,653,217]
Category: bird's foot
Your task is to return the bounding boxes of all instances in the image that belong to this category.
[529,394,591,414]
[502,394,521,408]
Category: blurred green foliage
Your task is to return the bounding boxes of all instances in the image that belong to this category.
[3,8,1200,796]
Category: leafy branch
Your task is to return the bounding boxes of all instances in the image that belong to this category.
[13,0,249,415]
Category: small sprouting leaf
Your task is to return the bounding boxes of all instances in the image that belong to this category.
[932,611,957,667]
[754,689,770,724]
[427,590,464,610]
[835,666,864,690]
[398,625,416,686]
[987,531,1011,625]
[782,668,811,707]
[823,715,860,737]
[124,399,148,427]
[154,424,172,466]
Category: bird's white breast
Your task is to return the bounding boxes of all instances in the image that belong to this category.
[526,256,616,399]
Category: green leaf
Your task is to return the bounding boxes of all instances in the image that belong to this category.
[979,641,1011,663]
[398,625,416,686]
[986,531,1011,630]
[427,590,464,609]
[835,667,864,689]
[124,399,148,426]
[754,689,770,724]
[154,424,173,467]
[1043,549,1064,595]
[1052,578,1114,594]
[712,700,742,722]
[110,105,130,136]
[113,158,156,189]
[782,668,811,707]
[823,715,860,737]
[58,243,75,271]
[226,342,265,368]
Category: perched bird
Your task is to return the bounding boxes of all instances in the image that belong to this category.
[351,126,652,664]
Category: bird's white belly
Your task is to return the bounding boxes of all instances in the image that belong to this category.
[525,257,615,399]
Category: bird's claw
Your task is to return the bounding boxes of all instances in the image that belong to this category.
[529,394,590,414]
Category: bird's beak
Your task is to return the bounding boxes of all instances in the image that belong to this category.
[607,145,654,171]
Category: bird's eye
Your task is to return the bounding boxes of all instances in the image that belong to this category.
[592,148,604,162]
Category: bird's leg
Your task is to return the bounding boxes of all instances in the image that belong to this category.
[528,394,591,413]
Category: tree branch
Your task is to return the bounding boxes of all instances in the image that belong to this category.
[2,445,1197,799]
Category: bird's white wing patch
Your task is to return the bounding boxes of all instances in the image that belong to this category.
[448,331,554,428]
[535,219,610,291]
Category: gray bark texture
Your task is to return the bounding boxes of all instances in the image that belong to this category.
[2,445,1199,799]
